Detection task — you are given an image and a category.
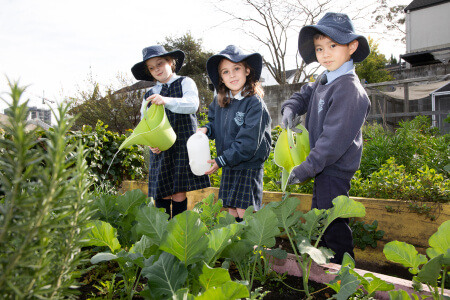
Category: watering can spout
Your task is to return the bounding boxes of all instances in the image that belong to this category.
[118,104,176,151]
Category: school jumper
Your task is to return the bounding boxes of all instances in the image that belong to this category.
[205,92,271,210]
[144,76,210,200]
[281,61,370,263]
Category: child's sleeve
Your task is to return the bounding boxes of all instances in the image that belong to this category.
[164,77,199,114]
[216,98,269,168]
[281,81,316,116]
[204,97,217,140]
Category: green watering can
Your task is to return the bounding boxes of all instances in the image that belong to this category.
[273,124,310,191]
[119,104,176,151]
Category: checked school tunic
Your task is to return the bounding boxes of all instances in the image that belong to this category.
[145,76,210,200]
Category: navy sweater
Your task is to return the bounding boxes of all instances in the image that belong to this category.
[205,94,272,170]
[282,74,370,182]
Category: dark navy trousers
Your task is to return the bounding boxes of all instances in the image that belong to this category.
[311,172,354,264]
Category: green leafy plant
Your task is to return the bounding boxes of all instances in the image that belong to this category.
[0,80,93,298]
[383,220,450,300]
[67,120,146,186]
[85,194,249,299]
[350,219,385,250]
[326,253,395,299]
[265,194,366,299]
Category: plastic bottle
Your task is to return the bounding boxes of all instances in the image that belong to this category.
[186,132,211,176]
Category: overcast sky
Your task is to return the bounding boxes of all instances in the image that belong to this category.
[0,0,407,113]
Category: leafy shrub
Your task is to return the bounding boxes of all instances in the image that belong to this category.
[350,219,385,250]
[67,120,146,186]
[361,117,449,178]
[350,157,449,203]
[0,82,93,298]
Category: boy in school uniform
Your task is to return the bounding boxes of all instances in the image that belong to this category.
[280,12,371,264]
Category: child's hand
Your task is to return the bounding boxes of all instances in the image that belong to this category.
[205,159,219,175]
[149,146,161,154]
[197,127,207,135]
[147,94,166,106]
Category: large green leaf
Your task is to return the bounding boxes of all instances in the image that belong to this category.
[199,263,231,290]
[135,206,168,245]
[297,236,333,265]
[242,207,280,248]
[84,220,121,253]
[204,223,243,265]
[388,290,417,300]
[326,196,366,227]
[90,252,118,264]
[142,252,187,299]
[195,281,249,300]
[383,241,427,274]
[221,239,253,262]
[130,235,158,258]
[159,211,208,266]
[272,196,302,229]
[427,220,450,259]
[116,189,148,215]
[327,268,360,300]
[417,254,443,286]
[94,194,119,222]
[361,273,394,296]
[299,208,325,240]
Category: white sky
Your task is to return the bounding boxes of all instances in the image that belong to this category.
[0,0,407,114]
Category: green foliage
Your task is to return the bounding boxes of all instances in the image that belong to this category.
[327,253,395,299]
[350,219,385,250]
[355,37,393,83]
[67,120,146,186]
[0,80,93,298]
[68,73,145,133]
[266,194,366,299]
[383,220,450,299]
[350,157,449,203]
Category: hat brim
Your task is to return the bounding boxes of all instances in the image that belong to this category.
[298,25,370,64]
[206,52,262,91]
[131,50,185,81]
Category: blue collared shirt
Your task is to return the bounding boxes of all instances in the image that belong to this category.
[140,74,199,119]
[324,59,355,85]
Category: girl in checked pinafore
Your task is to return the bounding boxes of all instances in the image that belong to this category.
[131,45,210,218]
[198,45,271,222]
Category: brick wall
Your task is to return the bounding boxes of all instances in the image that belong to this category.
[263,83,304,127]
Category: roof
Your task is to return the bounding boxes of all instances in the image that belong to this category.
[404,0,450,12]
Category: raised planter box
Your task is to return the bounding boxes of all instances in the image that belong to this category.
[120,181,450,274]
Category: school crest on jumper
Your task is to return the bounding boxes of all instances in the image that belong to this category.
[318,99,325,114]
[234,111,245,126]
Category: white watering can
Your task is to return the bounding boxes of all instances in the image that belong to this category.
[186,132,211,176]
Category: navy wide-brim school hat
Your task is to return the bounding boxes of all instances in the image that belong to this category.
[298,12,370,64]
[206,45,263,91]
[131,45,185,81]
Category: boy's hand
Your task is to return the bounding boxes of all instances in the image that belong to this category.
[205,159,219,175]
[147,94,166,106]
[149,146,161,154]
[281,108,302,132]
[287,171,301,185]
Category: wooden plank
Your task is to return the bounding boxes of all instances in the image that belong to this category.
[364,75,450,88]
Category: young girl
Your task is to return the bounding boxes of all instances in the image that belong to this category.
[198,45,272,222]
[131,45,210,218]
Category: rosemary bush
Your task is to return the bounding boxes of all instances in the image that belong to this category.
[0,81,93,298]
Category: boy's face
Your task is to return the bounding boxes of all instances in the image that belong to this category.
[313,35,358,71]
[145,57,173,83]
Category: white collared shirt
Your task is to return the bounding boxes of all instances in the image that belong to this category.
[140,74,199,119]
[324,59,355,85]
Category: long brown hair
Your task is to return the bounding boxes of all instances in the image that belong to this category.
[217,59,264,108]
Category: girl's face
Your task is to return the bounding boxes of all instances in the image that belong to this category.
[219,59,250,96]
[145,57,173,83]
